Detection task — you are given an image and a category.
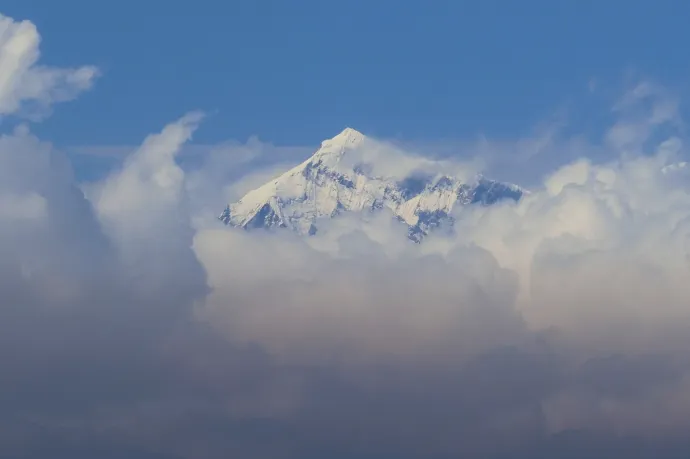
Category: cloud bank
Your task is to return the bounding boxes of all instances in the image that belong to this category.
[3,11,690,459]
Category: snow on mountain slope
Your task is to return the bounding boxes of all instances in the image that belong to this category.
[219,128,523,241]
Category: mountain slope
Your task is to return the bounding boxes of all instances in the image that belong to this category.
[219,128,523,241]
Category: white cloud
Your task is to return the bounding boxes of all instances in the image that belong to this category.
[0,13,98,120]
[94,111,203,234]
[188,82,690,359]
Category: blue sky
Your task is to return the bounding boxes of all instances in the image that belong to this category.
[4,0,689,149]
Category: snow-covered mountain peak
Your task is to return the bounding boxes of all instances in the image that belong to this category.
[325,127,365,147]
[220,129,524,241]
[309,127,367,169]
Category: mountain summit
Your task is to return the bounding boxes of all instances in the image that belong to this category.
[219,128,523,241]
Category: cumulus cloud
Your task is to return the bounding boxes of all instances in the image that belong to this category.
[187,81,690,456]
[0,114,215,459]
[0,13,98,120]
[5,12,690,458]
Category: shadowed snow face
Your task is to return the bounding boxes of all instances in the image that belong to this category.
[5,10,690,459]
